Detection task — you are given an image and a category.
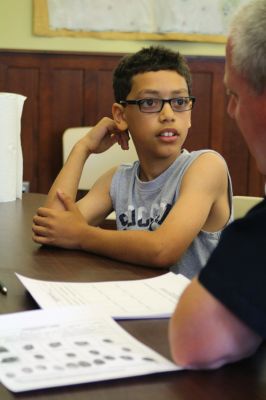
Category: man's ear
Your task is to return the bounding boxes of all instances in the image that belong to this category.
[188,112,192,129]
[112,103,129,131]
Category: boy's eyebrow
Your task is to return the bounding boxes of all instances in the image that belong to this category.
[135,88,189,97]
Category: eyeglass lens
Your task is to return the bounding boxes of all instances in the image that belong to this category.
[139,98,193,112]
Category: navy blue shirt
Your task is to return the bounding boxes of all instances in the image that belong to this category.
[199,198,266,337]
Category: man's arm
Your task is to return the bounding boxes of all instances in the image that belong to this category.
[169,278,262,369]
[32,152,230,267]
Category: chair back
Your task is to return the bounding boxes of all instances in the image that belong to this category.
[62,127,138,190]
[233,195,263,219]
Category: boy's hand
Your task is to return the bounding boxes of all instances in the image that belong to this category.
[81,117,129,155]
[32,191,88,249]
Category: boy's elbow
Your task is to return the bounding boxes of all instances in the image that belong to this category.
[148,252,176,269]
[148,242,179,268]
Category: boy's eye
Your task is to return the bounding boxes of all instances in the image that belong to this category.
[173,98,186,106]
[140,99,159,108]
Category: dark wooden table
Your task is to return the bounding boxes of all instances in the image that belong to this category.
[1,193,266,400]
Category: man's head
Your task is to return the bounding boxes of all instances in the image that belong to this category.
[113,46,192,102]
[224,0,266,174]
[228,0,266,95]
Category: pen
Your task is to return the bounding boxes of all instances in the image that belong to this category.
[0,281,7,295]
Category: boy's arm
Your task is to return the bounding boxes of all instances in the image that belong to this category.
[32,152,230,266]
[42,117,129,222]
[168,278,262,369]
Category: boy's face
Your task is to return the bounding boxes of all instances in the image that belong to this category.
[114,70,192,162]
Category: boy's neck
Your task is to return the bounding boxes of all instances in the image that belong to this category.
[138,150,183,181]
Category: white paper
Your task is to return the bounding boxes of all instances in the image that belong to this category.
[0,305,180,392]
[16,272,190,319]
[47,0,250,35]
[0,92,26,202]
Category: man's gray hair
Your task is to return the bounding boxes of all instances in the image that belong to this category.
[229,0,266,94]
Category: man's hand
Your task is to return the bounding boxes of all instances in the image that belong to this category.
[32,190,88,249]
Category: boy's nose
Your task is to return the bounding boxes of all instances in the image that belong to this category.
[159,102,175,121]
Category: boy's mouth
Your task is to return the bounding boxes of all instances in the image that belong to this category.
[158,129,178,137]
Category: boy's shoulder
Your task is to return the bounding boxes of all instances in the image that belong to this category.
[110,160,139,184]
[116,160,139,173]
[181,149,230,194]
[177,148,227,167]
[186,148,224,159]
[185,149,228,169]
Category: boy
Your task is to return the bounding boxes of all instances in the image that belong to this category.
[32,46,232,278]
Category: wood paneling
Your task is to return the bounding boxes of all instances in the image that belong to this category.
[0,50,264,196]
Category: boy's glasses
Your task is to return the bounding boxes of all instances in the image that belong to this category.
[119,96,196,113]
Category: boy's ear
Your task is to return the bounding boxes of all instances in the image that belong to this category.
[112,103,129,131]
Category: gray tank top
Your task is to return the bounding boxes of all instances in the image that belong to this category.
[110,149,233,278]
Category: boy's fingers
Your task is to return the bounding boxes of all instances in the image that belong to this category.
[36,207,53,217]
[116,132,130,150]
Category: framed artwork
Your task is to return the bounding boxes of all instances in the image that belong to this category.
[33,0,250,43]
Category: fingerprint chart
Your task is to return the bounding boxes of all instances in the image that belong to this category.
[1,335,157,381]
[0,306,179,392]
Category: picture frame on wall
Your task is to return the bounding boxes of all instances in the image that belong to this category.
[33,0,250,43]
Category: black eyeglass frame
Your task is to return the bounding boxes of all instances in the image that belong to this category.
[119,96,196,113]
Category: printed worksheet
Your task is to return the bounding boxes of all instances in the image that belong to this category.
[16,272,190,319]
[0,306,180,392]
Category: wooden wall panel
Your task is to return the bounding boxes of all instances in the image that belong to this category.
[38,66,54,192]
[50,69,84,182]
[84,70,98,125]
[0,50,264,196]
[97,70,115,119]
[186,71,212,150]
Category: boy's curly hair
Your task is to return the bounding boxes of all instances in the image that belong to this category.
[113,46,192,102]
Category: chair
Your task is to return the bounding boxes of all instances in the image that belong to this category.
[233,195,263,219]
[62,127,138,225]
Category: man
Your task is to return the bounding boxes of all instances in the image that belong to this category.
[169,0,266,369]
